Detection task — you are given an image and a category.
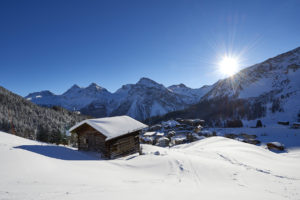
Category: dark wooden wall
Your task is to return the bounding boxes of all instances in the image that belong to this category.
[107,131,140,159]
[74,124,108,156]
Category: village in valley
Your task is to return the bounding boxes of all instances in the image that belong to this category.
[62,113,300,160]
[65,113,300,160]
[142,119,205,147]
[140,118,300,151]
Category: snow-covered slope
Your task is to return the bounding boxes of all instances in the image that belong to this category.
[201,46,300,123]
[1,131,300,200]
[204,47,300,100]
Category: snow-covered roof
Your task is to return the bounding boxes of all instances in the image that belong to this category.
[158,136,169,142]
[69,116,148,141]
[156,132,164,137]
[144,131,156,136]
[171,135,186,141]
[141,136,154,142]
[162,120,180,127]
[268,142,284,147]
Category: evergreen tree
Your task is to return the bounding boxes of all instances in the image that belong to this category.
[256,120,263,128]
[50,130,62,145]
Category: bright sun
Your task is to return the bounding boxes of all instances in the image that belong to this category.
[218,56,239,76]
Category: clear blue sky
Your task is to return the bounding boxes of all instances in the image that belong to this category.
[1,0,299,96]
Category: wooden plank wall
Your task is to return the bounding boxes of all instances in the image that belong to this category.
[76,125,108,156]
[108,131,140,159]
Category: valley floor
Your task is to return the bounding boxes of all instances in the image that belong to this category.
[1,131,300,200]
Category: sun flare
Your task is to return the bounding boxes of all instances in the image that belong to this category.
[218,56,239,76]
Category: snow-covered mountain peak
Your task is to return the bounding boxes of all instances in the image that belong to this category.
[87,83,104,90]
[200,85,211,89]
[63,83,109,97]
[168,84,192,94]
[168,83,189,90]
[26,90,55,100]
[63,84,82,96]
[71,84,81,89]
[34,90,54,96]
[136,77,164,88]
[168,83,213,104]
[84,83,109,94]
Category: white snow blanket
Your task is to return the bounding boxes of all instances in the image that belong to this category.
[0,131,300,200]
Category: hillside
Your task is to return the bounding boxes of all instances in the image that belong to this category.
[0,86,87,141]
[1,131,299,200]
[150,47,300,125]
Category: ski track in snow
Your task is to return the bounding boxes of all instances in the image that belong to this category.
[217,153,299,181]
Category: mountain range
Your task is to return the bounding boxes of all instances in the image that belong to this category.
[25,47,300,124]
[25,77,211,120]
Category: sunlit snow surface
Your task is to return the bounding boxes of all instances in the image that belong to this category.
[1,131,300,200]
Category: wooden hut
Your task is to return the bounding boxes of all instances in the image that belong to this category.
[69,116,148,159]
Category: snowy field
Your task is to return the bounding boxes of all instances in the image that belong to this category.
[209,124,300,150]
[1,131,300,200]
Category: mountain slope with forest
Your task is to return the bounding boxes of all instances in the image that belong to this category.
[0,86,87,142]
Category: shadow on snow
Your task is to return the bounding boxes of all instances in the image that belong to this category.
[14,145,100,160]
